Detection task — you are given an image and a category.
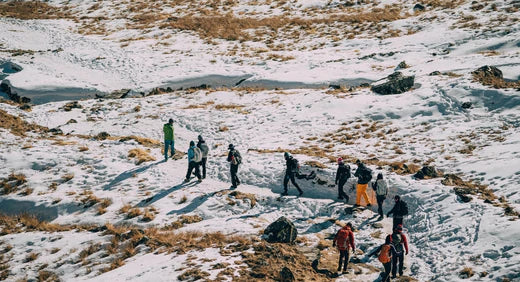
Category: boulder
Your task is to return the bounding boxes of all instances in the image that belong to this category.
[441,174,464,186]
[61,101,83,112]
[264,216,297,243]
[371,72,415,95]
[280,267,295,282]
[0,80,31,104]
[429,71,441,76]
[414,166,439,179]
[95,132,111,140]
[413,3,425,11]
[472,65,503,80]
[96,89,131,99]
[396,61,409,69]
[461,102,472,109]
[0,61,23,73]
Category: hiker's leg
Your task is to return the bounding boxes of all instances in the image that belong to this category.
[398,253,404,276]
[377,196,385,216]
[186,162,194,180]
[290,174,302,192]
[164,140,170,159]
[338,251,345,271]
[171,140,175,155]
[391,254,398,277]
[338,180,346,199]
[194,162,201,179]
[356,184,362,205]
[201,158,207,178]
[360,184,370,205]
[230,165,238,187]
[396,217,404,228]
[383,262,392,281]
[392,217,398,230]
[343,250,350,271]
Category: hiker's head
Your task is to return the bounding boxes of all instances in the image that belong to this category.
[228,144,234,150]
[394,195,400,202]
[197,135,203,141]
[189,141,195,147]
[356,159,361,165]
[168,118,173,124]
[377,173,383,180]
[346,222,353,229]
[395,224,403,233]
[337,157,343,164]
[385,235,392,244]
[284,152,291,160]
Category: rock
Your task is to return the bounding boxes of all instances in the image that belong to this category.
[461,102,472,109]
[372,222,384,229]
[0,80,31,104]
[429,71,441,76]
[96,89,131,99]
[19,104,31,111]
[315,177,327,185]
[413,3,425,11]
[472,65,503,80]
[441,174,464,186]
[0,61,23,73]
[397,61,409,69]
[66,119,78,124]
[62,101,83,112]
[454,187,473,202]
[371,72,415,95]
[280,267,295,282]
[49,128,63,135]
[344,207,354,215]
[95,132,111,140]
[414,166,439,179]
[456,193,472,203]
[264,216,297,243]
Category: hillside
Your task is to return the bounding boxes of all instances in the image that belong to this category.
[1,0,520,281]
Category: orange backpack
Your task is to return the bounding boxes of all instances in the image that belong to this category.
[378,244,392,263]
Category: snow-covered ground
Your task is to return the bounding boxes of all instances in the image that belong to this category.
[1,0,520,281]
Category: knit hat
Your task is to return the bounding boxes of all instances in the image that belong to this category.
[168,118,173,124]
[337,157,343,164]
[197,135,203,141]
[284,152,291,159]
[228,144,234,150]
[190,141,195,147]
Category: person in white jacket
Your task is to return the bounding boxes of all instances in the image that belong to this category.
[372,173,388,219]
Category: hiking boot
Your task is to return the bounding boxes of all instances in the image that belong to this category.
[298,191,303,197]
[338,196,344,200]
[337,266,341,272]
[367,203,372,207]
[281,191,288,196]
[183,178,190,183]
[342,270,349,274]
[197,178,202,183]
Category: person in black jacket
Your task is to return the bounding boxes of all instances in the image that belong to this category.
[227,144,241,189]
[282,152,303,196]
[196,135,209,179]
[335,157,350,201]
[354,159,372,206]
[387,195,409,229]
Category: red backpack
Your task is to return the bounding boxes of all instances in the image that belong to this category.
[336,229,350,250]
[378,244,392,263]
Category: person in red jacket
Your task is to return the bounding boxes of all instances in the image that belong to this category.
[332,222,356,274]
[386,224,409,278]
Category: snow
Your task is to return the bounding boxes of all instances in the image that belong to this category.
[1,0,520,281]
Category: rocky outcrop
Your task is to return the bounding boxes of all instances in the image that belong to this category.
[0,81,31,104]
[371,72,415,95]
[95,89,132,99]
[280,267,295,282]
[413,3,425,11]
[454,187,474,203]
[472,65,503,80]
[264,216,297,243]
[414,166,440,179]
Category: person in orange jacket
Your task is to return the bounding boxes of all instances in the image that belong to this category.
[332,222,356,274]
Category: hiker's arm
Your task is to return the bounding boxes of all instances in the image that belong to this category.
[332,231,338,247]
[349,231,355,251]
[335,167,340,184]
[387,205,395,217]
[402,234,409,254]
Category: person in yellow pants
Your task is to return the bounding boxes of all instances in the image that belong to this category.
[354,159,373,206]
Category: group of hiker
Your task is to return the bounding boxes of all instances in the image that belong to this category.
[163,119,410,278]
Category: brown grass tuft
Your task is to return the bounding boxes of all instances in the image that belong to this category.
[0,1,69,20]
[179,195,188,204]
[79,146,89,152]
[1,172,27,194]
[164,215,203,230]
[460,266,474,278]
[37,270,59,282]
[229,191,257,208]
[304,160,328,169]
[119,136,161,148]
[24,252,39,263]
[0,109,49,137]
[128,148,156,165]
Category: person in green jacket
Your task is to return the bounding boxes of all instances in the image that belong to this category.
[163,118,175,161]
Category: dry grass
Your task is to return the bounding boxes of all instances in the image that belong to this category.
[0,109,49,137]
[164,215,204,230]
[304,160,328,169]
[473,72,520,89]
[119,204,132,215]
[219,125,229,132]
[0,1,69,20]
[24,252,39,263]
[126,208,142,219]
[1,172,27,194]
[37,270,60,282]
[51,139,77,146]
[142,209,156,222]
[79,145,89,152]
[119,136,161,148]
[229,191,257,208]
[460,266,474,278]
[178,268,210,281]
[179,195,188,204]
[79,190,101,208]
[61,173,74,183]
[422,0,467,9]
[79,243,101,262]
[182,101,215,109]
[128,148,156,165]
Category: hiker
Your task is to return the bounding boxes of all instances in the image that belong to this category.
[387,224,409,278]
[335,157,351,201]
[163,118,175,161]
[354,159,373,206]
[332,222,355,274]
[369,235,397,282]
[282,152,303,196]
[227,144,241,188]
[372,173,389,219]
[196,135,209,179]
[184,141,202,183]
[387,195,409,229]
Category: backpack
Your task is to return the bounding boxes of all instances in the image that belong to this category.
[193,147,202,163]
[335,229,351,250]
[391,233,404,254]
[232,150,242,165]
[398,201,409,216]
[378,244,392,263]
[358,166,372,183]
[199,143,209,158]
[291,158,300,173]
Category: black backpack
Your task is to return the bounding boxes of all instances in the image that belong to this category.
[233,150,242,165]
[359,167,372,183]
[391,233,404,254]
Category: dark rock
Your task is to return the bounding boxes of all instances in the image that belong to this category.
[441,174,464,186]
[62,101,83,112]
[0,80,31,104]
[472,65,503,80]
[95,132,111,140]
[413,3,425,11]
[350,256,362,263]
[66,119,78,124]
[0,61,23,73]
[397,61,409,69]
[315,177,327,185]
[280,267,295,282]
[344,207,354,215]
[96,89,131,99]
[414,166,439,179]
[329,84,341,90]
[88,225,108,233]
[484,199,493,204]
[454,187,475,198]
[429,71,441,76]
[371,72,415,95]
[359,82,371,87]
[136,236,150,246]
[461,102,472,109]
[19,104,31,111]
[264,216,297,243]
[49,128,63,135]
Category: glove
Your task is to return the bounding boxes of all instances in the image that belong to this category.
[332,242,336,247]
